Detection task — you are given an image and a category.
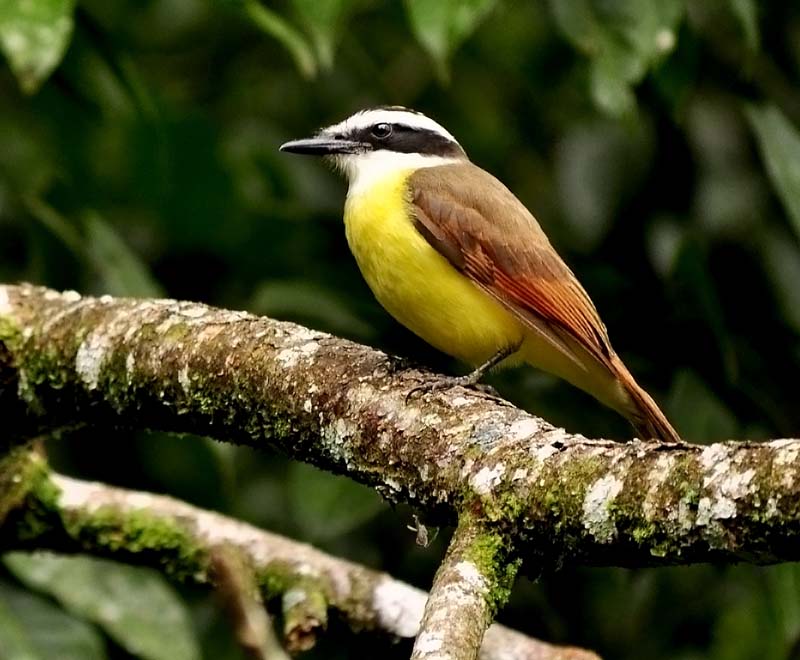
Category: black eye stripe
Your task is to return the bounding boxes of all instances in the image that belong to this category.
[341,124,465,158]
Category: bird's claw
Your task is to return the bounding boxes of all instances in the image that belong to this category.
[405,376,502,404]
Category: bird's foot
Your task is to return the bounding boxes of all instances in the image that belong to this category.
[403,346,521,404]
[405,373,502,403]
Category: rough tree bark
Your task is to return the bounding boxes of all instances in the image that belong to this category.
[1,284,799,658]
[0,448,589,659]
[410,519,518,660]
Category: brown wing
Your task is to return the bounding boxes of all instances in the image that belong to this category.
[408,163,681,443]
[408,162,614,369]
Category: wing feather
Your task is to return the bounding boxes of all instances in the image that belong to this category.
[409,163,614,368]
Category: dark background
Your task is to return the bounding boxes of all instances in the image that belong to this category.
[2,1,800,658]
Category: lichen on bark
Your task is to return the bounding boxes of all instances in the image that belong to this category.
[1,284,799,574]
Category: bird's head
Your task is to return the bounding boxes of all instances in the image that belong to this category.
[279,106,467,188]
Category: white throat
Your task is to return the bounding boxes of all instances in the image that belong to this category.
[339,151,460,197]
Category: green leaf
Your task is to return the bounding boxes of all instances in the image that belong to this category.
[0,0,77,93]
[555,118,653,250]
[404,0,498,79]
[0,578,106,660]
[672,238,738,381]
[0,593,38,660]
[241,0,317,78]
[289,0,353,70]
[250,279,375,340]
[588,38,645,116]
[551,0,685,116]
[84,211,165,298]
[746,104,800,242]
[0,118,56,195]
[287,463,385,541]
[710,566,796,660]
[760,229,800,334]
[4,553,200,660]
[646,216,684,278]
[667,370,738,443]
[728,0,759,52]
[23,200,164,297]
[764,564,800,649]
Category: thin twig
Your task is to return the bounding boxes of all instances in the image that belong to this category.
[210,546,289,660]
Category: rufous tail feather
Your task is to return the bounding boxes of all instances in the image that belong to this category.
[611,356,680,443]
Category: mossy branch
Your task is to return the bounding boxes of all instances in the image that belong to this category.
[1,467,591,660]
[1,283,800,572]
[411,518,520,660]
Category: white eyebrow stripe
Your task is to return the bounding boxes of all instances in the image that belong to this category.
[323,109,459,144]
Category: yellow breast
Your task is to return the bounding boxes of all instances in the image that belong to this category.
[343,169,524,366]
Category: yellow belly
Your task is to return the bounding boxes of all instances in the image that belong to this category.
[344,171,524,366]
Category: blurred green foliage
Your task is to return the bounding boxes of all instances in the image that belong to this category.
[3,553,198,660]
[2,1,800,658]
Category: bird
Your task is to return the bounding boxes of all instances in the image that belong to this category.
[279,106,680,443]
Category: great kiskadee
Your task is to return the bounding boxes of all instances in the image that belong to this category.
[280,107,679,443]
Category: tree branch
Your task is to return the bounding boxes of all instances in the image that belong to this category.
[412,519,518,660]
[209,545,290,660]
[0,455,593,660]
[1,284,799,572]
[280,578,327,654]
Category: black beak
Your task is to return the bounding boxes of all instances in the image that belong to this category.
[279,136,370,156]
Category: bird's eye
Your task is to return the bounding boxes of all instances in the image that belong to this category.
[371,123,393,139]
